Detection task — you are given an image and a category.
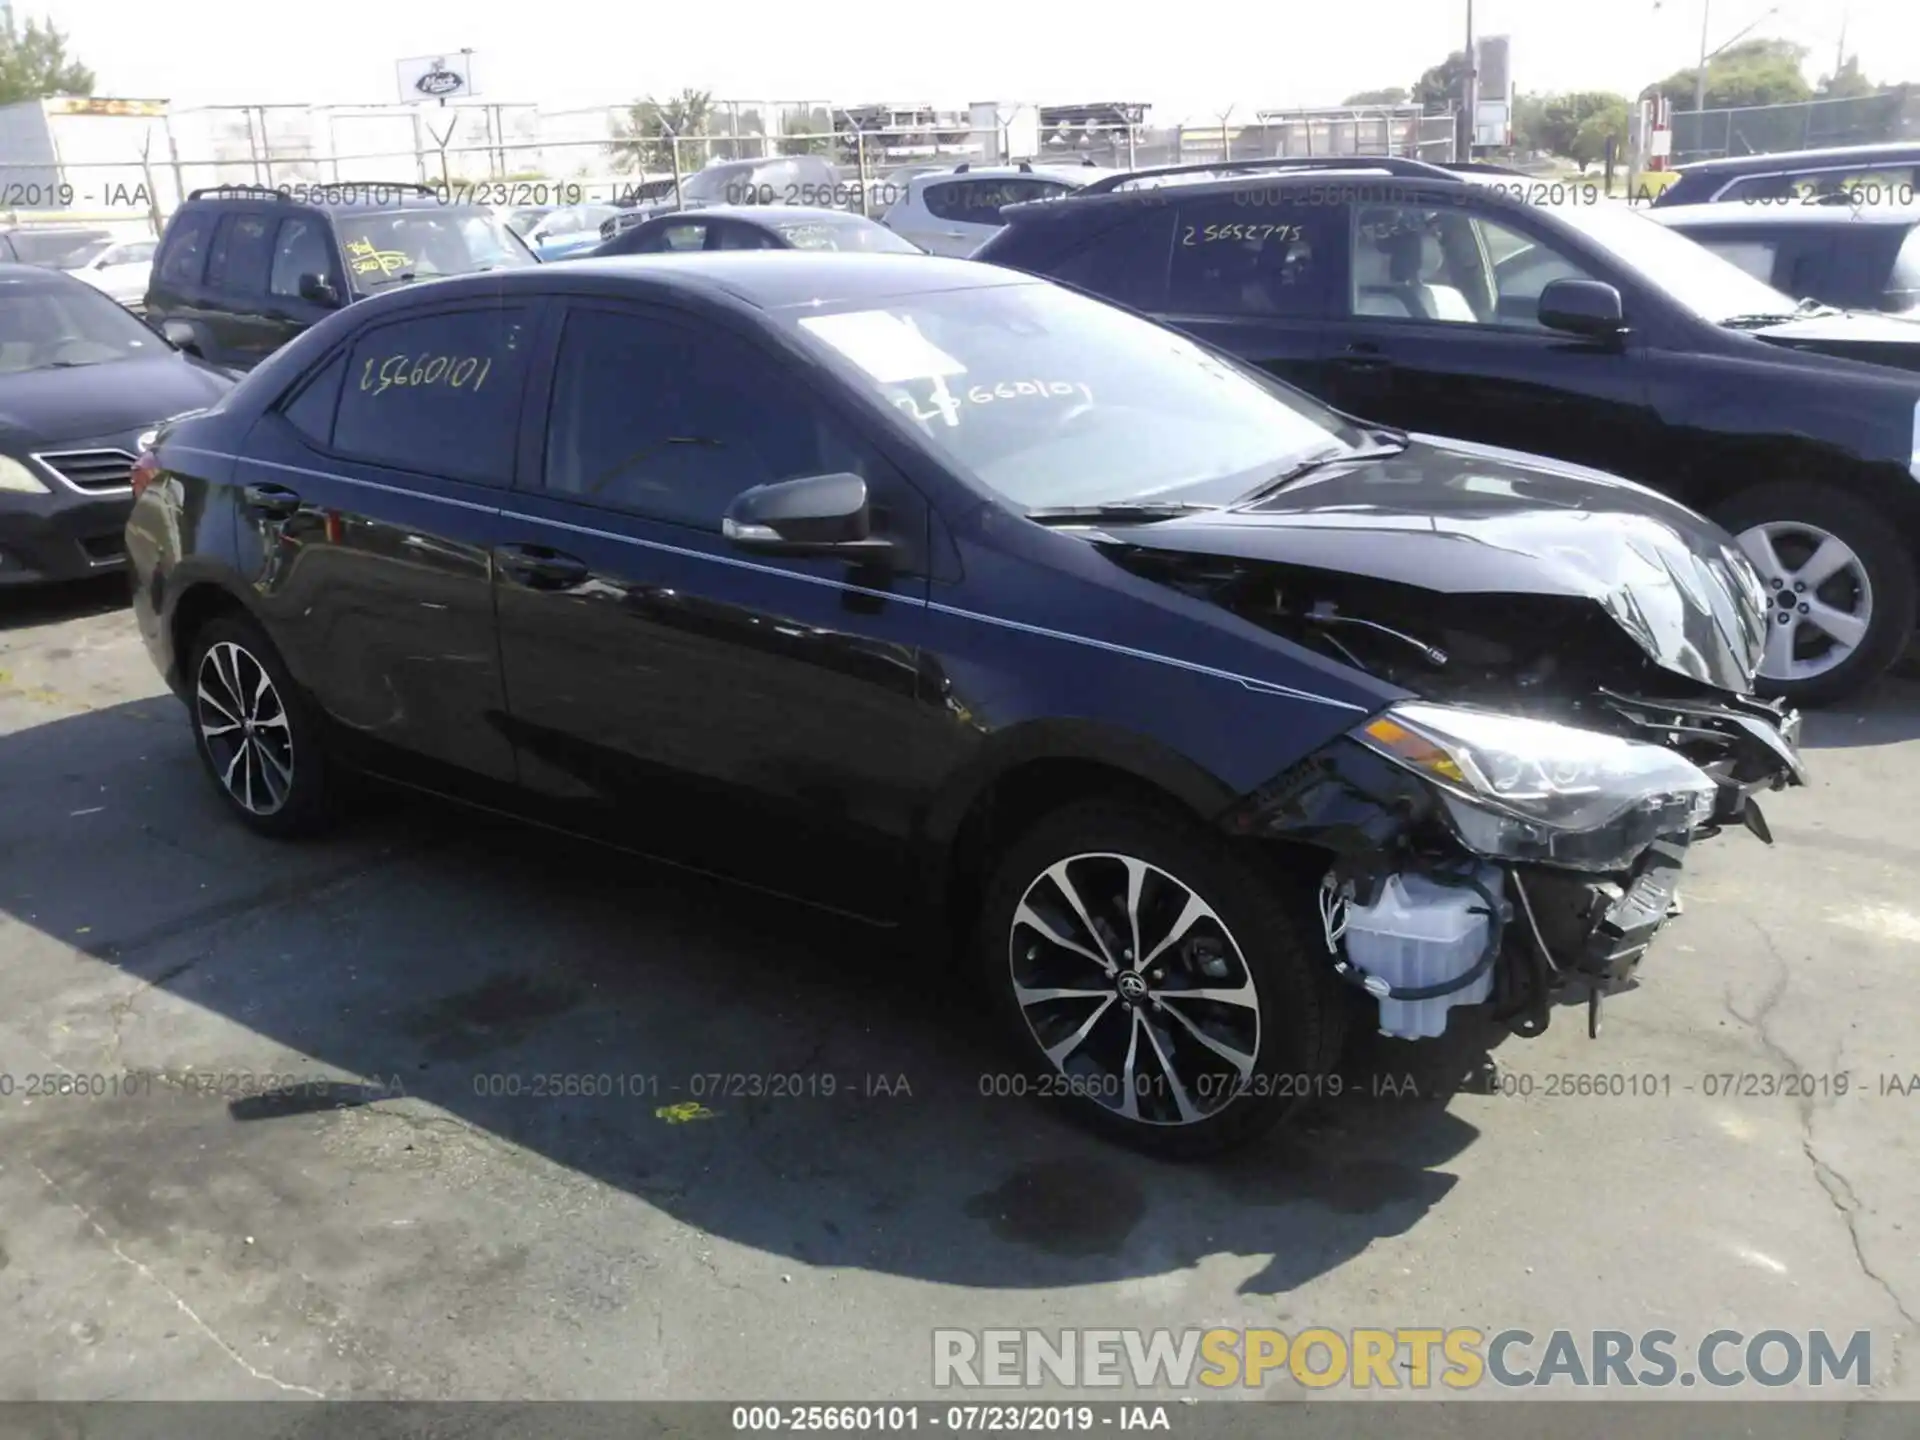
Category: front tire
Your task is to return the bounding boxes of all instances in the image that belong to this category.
[976,799,1347,1158]
[185,612,338,838]
[1715,482,1918,707]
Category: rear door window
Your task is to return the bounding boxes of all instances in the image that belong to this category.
[1168,196,1339,318]
[331,305,534,486]
[156,211,214,286]
[269,216,335,298]
[204,212,275,295]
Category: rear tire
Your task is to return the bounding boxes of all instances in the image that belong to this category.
[1715,482,1917,707]
[975,798,1347,1158]
[184,612,339,838]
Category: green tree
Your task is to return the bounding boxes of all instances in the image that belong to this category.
[1533,90,1631,159]
[1653,37,1812,110]
[1412,51,1470,114]
[1342,87,1409,107]
[609,88,714,173]
[1816,56,1876,100]
[1570,99,1630,170]
[0,17,94,105]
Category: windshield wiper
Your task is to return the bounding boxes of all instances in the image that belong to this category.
[1236,434,1410,503]
[1026,501,1216,525]
[1721,297,1845,329]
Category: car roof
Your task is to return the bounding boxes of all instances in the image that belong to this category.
[648,204,885,226]
[181,185,482,213]
[0,260,91,280]
[919,164,1110,184]
[1674,141,1920,177]
[1000,164,1469,220]
[396,251,1024,313]
[1649,200,1920,229]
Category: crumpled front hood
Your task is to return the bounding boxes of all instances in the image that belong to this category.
[1090,434,1769,693]
[1750,310,1920,373]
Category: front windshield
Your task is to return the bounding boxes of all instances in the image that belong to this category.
[775,219,921,254]
[680,167,755,206]
[336,208,537,290]
[0,275,170,373]
[55,239,112,270]
[790,280,1367,510]
[1554,201,1803,322]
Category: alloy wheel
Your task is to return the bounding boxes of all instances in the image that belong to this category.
[195,640,296,816]
[1735,521,1873,682]
[1008,852,1261,1126]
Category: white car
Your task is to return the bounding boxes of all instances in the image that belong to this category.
[62,237,158,310]
[880,162,1114,256]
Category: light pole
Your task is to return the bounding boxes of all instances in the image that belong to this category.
[1691,1,1780,112]
[1694,0,1711,115]
[1463,0,1478,161]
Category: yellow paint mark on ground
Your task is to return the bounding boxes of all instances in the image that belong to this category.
[655,1102,717,1124]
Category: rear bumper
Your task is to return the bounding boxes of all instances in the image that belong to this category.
[0,488,134,586]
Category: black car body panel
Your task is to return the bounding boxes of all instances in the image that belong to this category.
[0,265,233,585]
[127,255,1800,1064]
[586,205,923,259]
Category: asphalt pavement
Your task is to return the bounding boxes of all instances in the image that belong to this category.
[1,577,1916,1404]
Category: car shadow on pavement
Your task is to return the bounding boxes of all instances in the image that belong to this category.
[0,575,130,632]
[1,696,1497,1300]
[1797,670,1920,749]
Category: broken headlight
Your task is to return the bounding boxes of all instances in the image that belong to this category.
[1353,701,1717,872]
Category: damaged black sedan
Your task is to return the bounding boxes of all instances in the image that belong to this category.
[126,255,1802,1156]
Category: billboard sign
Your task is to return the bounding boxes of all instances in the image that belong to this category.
[397,53,478,103]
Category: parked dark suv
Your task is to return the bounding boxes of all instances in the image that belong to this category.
[144,183,536,372]
[974,156,1920,704]
[125,253,1801,1155]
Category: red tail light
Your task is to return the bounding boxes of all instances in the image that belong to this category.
[130,448,160,499]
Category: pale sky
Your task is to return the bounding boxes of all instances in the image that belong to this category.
[39,0,1902,123]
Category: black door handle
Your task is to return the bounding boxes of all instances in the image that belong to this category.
[496,543,589,589]
[241,483,302,517]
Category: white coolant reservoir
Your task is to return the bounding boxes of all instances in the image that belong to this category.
[1339,868,1502,1040]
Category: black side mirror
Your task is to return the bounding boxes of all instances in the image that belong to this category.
[1538,278,1626,341]
[722,472,894,560]
[297,272,341,308]
[159,318,203,357]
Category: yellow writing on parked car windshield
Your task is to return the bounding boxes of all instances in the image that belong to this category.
[359,352,493,397]
[345,238,411,276]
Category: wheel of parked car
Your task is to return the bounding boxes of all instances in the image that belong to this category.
[977,798,1348,1157]
[1715,483,1919,708]
[186,612,338,838]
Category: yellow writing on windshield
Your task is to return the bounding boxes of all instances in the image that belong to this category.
[359,352,493,398]
[345,238,411,276]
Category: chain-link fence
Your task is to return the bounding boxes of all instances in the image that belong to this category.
[1671,89,1918,166]
[0,96,1463,241]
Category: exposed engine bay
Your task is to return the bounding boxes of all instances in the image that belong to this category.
[1117,545,1807,1044]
